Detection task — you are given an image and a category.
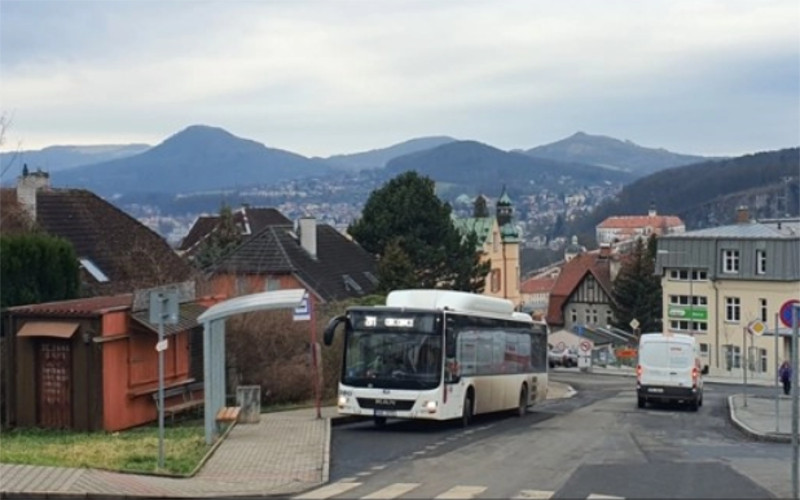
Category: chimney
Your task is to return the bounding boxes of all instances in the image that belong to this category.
[736,205,750,224]
[298,217,317,258]
[599,243,611,258]
[16,166,51,221]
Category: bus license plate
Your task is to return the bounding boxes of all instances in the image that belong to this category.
[375,409,397,417]
[648,388,664,393]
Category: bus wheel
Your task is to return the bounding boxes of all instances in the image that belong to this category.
[374,416,387,427]
[461,394,473,428]
[517,385,528,417]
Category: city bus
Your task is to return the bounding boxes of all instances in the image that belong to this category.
[323,289,549,426]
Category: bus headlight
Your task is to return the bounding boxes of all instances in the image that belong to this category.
[338,395,348,408]
[424,400,437,413]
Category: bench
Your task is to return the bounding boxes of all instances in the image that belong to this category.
[150,381,205,422]
[216,406,241,425]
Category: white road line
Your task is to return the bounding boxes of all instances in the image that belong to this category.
[513,490,555,499]
[370,465,388,471]
[434,485,488,499]
[337,477,358,483]
[293,482,362,499]
[361,483,421,499]
[587,494,625,499]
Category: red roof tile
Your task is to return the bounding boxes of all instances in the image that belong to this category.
[6,294,133,317]
[520,276,557,294]
[597,215,683,229]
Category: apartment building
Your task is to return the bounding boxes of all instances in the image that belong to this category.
[655,209,800,380]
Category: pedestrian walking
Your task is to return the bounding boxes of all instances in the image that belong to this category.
[779,360,792,396]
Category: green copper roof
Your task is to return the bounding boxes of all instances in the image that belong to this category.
[498,186,513,206]
[452,217,494,249]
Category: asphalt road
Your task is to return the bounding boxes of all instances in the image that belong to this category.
[319,373,791,499]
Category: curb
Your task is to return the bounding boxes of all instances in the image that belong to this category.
[726,395,790,443]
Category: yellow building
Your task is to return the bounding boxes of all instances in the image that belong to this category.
[656,211,800,381]
[453,188,521,306]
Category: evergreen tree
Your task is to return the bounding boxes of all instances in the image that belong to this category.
[376,237,418,293]
[610,237,662,335]
[192,203,242,270]
[0,233,80,308]
[348,171,488,292]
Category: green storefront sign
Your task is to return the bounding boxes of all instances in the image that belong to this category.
[667,306,708,320]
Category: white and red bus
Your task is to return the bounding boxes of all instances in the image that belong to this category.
[323,289,549,426]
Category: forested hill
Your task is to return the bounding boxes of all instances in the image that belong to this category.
[570,147,800,235]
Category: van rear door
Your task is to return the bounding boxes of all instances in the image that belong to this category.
[639,339,694,387]
[666,342,694,387]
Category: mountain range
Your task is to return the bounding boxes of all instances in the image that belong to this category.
[0,143,149,180]
[4,125,718,196]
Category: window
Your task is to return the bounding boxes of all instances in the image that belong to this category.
[669,269,708,281]
[699,343,709,357]
[669,320,708,333]
[759,348,768,373]
[669,295,707,306]
[266,278,281,291]
[570,309,577,324]
[722,250,739,273]
[725,297,741,322]
[493,232,499,253]
[725,345,741,370]
[756,249,767,275]
[591,309,598,324]
[491,269,501,293]
[760,298,768,322]
[606,310,613,326]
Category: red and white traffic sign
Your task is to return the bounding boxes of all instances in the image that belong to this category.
[580,340,591,352]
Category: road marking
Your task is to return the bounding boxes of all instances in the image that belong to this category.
[337,477,358,483]
[587,494,625,499]
[361,483,420,499]
[434,485,487,499]
[370,465,387,471]
[514,490,555,499]
[293,482,361,499]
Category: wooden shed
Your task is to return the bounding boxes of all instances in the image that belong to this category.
[2,294,207,432]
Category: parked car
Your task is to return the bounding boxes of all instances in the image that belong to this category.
[548,347,578,368]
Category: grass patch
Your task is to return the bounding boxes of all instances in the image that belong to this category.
[0,420,210,476]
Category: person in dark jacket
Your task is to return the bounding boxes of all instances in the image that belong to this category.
[779,360,792,396]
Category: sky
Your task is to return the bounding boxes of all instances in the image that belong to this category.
[1,0,798,158]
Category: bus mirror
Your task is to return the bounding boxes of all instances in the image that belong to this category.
[323,315,346,346]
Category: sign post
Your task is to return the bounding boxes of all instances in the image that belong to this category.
[792,304,799,500]
[149,289,179,470]
[294,292,321,419]
[776,312,781,433]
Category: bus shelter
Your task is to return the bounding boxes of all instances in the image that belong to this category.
[197,289,306,444]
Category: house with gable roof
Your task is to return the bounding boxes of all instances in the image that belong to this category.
[1,169,195,296]
[545,246,618,333]
[452,188,522,306]
[183,209,379,308]
[596,204,685,247]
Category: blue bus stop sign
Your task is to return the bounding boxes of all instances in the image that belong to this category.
[779,299,800,328]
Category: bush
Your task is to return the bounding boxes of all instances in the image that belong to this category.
[224,295,385,407]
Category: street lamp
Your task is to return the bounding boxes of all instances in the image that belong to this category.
[657,249,695,336]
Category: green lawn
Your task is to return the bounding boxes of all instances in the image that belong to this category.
[0,420,210,476]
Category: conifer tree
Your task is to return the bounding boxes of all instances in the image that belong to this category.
[610,236,662,335]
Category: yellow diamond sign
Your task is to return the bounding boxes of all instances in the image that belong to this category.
[747,320,766,336]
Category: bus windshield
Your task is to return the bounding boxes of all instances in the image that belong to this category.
[343,311,442,390]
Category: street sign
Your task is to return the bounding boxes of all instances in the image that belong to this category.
[155,339,169,352]
[556,341,566,350]
[629,318,640,330]
[780,299,800,328]
[293,293,311,321]
[580,340,592,352]
[747,320,766,336]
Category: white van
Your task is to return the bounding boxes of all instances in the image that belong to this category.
[636,333,708,411]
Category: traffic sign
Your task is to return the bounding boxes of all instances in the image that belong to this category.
[580,340,591,352]
[629,318,640,330]
[780,299,800,328]
[155,339,169,352]
[747,320,766,336]
[556,341,566,351]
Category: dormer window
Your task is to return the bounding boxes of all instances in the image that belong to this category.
[756,249,766,275]
[722,250,739,273]
[342,274,363,294]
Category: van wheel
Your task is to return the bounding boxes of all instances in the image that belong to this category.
[461,394,474,427]
[517,385,528,417]
[374,416,387,427]
[698,394,703,407]
[688,399,699,412]
[637,396,645,409]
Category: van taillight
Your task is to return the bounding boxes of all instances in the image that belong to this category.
[692,367,699,386]
[636,364,642,380]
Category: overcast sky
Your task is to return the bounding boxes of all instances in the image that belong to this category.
[1,0,798,158]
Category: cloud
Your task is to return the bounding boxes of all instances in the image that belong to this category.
[1,0,798,156]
